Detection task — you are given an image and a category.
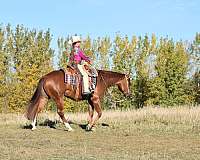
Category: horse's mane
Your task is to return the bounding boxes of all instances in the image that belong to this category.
[97,70,131,87]
[97,70,125,79]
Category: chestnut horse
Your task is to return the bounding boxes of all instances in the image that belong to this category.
[26,69,131,131]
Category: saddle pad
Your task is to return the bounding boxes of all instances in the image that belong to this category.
[65,74,77,86]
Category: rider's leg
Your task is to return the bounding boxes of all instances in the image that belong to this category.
[77,64,90,94]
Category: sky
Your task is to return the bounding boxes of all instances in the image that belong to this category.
[0,0,199,48]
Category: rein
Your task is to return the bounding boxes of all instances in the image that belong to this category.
[100,73,125,103]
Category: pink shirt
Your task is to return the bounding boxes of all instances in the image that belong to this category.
[72,47,89,64]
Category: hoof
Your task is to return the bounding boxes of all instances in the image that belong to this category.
[91,126,96,132]
[64,122,74,132]
[67,128,74,132]
[31,126,36,131]
[86,124,92,131]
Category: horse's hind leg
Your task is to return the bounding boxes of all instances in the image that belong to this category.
[55,97,73,131]
[31,116,37,130]
[31,97,47,130]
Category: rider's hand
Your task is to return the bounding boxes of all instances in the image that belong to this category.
[87,60,92,65]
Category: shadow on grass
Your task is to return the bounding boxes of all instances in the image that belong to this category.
[22,119,110,130]
[101,123,109,127]
[67,121,87,130]
[38,119,58,129]
[71,121,110,130]
[22,119,58,130]
[22,124,32,129]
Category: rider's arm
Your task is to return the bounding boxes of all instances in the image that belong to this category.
[79,49,90,62]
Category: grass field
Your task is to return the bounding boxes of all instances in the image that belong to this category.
[0,107,200,160]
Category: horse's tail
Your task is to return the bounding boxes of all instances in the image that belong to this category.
[26,78,46,121]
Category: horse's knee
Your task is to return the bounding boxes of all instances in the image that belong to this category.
[98,111,102,118]
[89,109,94,116]
[89,113,94,119]
[57,109,69,123]
[57,110,64,117]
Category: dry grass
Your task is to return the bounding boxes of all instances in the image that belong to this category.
[1,106,200,126]
[0,106,200,160]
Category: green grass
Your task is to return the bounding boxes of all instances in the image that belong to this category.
[0,107,200,160]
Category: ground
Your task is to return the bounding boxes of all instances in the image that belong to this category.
[0,107,200,160]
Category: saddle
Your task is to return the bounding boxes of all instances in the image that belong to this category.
[63,65,97,98]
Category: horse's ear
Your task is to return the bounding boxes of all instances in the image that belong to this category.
[125,72,130,79]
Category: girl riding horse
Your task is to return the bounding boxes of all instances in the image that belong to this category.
[68,35,93,95]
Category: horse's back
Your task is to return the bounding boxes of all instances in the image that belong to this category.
[44,69,64,77]
[42,70,65,94]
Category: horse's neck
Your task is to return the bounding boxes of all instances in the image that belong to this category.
[99,70,124,87]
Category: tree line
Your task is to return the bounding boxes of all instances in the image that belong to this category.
[0,24,199,113]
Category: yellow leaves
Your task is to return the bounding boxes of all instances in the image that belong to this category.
[0,23,199,112]
[113,34,137,72]
[99,37,112,56]
[150,33,157,53]
[82,36,94,58]
[0,24,54,113]
[195,32,200,44]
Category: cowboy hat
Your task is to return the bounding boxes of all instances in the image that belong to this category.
[68,35,81,45]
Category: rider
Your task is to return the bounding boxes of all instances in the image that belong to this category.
[68,35,92,95]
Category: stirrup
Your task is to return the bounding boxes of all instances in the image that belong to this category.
[83,91,91,95]
[90,87,95,92]
[82,93,91,99]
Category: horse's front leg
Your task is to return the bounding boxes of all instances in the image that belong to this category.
[86,95,102,131]
[86,101,94,131]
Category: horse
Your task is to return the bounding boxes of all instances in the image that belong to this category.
[26,69,131,131]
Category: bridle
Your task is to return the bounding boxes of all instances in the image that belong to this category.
[100,73,130,103]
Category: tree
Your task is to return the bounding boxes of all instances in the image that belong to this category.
[0,24,54,112]
[109,34,136,109]
[96,37,112,70]
[134,35,150,108]
[0,25,9,112]
[189,33,200,105]
[149,38,189,106]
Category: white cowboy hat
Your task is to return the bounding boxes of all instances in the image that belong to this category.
[68,35,81,45]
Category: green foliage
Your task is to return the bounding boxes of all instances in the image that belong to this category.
[192,71,200,104]
[134,35,151,108]
[148,38,189,106]
[108,35,136,109]
[96,37,112,69]
[0,26,8,112]
[0,23,199,112]
[113,34,136,73]
[57,36,70,68]
[189,33,200,105]
[191,33,200,70]
[0,24,54,113]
